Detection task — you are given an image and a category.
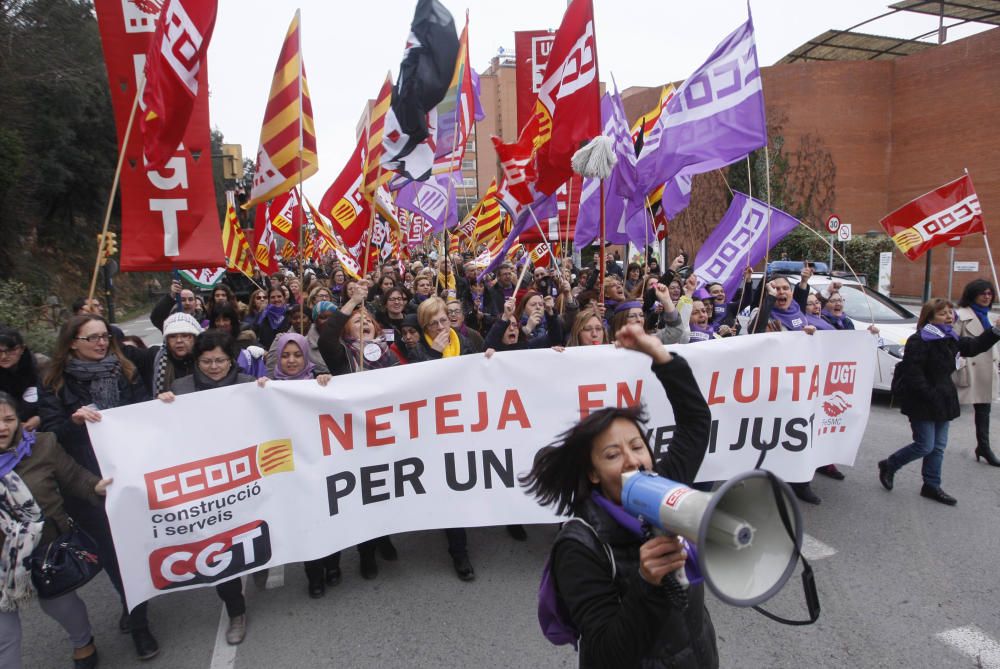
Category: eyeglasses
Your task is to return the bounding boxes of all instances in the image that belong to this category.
[427,317,450,329]
[387,296,406,302]
[446,309,462,316]
[75,333,110,343]
[198,357,231,368]
[254,295,267,301]
[0,346,22,358]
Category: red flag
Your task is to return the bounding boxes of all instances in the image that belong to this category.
[320,135,371,248]
[492,113,541,206]
[493,0,600,198]
[268,188,303,242]
[880,174,984,261]
[251,203,279,275]
[140,0,218,172]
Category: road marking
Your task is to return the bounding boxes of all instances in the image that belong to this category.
[937,625,1000,668]
[208,576,246,669]
[801,534,837,561]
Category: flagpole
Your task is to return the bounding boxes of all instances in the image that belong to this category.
[967,168,1000,296]
[528,206,562,268]
[88,76,143,305]
[599,181,606,307]
[295,9,306,330]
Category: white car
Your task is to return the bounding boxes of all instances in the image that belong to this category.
[746,273,916,392]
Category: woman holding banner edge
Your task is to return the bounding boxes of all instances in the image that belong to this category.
[521,323,718,668]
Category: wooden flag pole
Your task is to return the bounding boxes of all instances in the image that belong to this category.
[88,78,143,305]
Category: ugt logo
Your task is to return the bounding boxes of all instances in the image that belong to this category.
[149,520,271,590]
[822,362,857,420]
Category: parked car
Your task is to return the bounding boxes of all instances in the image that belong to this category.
[747,273,916,392]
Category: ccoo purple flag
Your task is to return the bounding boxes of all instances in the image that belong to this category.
[576,87,654,247]
[393,172,459,231]
[692,192,799,300]
[626,11,766,199]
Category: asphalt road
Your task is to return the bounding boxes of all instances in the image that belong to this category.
[17,316,1000,668]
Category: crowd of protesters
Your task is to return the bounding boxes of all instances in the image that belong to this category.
[2,244,999,668]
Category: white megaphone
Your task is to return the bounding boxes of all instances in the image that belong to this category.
[621,469,802,608]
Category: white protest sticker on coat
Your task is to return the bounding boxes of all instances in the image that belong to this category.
[89,331,875,607]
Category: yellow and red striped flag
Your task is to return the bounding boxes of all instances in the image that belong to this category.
[363,75,394,198]
[221,192,256,278]
[280,241,297,261]
[307,197,362,279]
[468,179,502,246]
[245,10,318,209]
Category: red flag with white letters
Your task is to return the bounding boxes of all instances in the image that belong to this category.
[140,0,218,171]
[879,174,984,261]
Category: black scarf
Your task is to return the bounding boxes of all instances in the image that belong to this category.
[64,356,121,409]
[192,365,240,390]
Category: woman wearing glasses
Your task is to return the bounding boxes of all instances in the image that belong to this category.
[567,308,608,347]
[38,314,160,660]
[375,287,411,342]
[484,294,565,353]
[819,292,855,330]
[156,330,255,645]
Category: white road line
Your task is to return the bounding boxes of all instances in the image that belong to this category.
[801,533,837,561]
[937,625,1000,668]
[208,576,246,669]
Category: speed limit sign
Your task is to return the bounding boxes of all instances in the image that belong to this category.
[826,215,841,234]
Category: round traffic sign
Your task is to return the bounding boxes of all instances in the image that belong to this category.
[825,215,841,234]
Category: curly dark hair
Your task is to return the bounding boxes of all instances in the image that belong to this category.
[519,405,651,516]
[958,279,995,309]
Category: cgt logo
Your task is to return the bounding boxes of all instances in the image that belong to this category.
[144,440,294,510]
[149,520,271,590]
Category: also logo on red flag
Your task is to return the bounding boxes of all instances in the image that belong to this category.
[880,174,984,261]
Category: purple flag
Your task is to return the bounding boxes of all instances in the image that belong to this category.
[394,172,459,231]
[692,192,799,300]
[662,171,693,219]
[627,12,766,199]
[575,88,653,247]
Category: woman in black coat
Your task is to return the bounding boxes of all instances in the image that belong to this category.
[521,324,718,668]
[37,314,159,660]
[878,298,1000,505]
[0,328,42,431]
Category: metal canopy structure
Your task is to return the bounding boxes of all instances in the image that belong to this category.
[779,30,936,63]
[890,0,1000,26]
[780,0,999,64]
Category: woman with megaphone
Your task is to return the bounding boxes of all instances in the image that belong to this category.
[521,324,718,668]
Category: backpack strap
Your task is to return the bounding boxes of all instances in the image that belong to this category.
[556,517,616,581]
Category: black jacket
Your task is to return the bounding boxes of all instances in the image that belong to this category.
[407,329,477,362]
[38,366,150,477]
[898,326,1000,422]
[552,356,718,669]
[0,347,41,421]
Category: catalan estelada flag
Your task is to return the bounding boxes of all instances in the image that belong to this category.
[245,10,318,209]
[221,192,255,278]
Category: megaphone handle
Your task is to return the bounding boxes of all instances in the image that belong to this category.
[643,521,690,590]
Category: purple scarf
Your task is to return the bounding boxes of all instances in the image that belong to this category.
[920,323,959,342]
[0,429,35,478]
[820,309,849,330]
[272,332,316,380]
[771,300,808,331]
[591,490,703,586]
[688,323,715,343]
[256,304,287,330]
[807,312,835,331]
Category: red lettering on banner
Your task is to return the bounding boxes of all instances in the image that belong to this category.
[808,365,821,400]
[707,372,725,406]
[824,362,857,395]
[319,414,354,454]
[785,366,806,401]
[399,399,428,438]
[497,390,531,430]
[734,368,759,403]
[616,380,643,409]
[435,394,464,434]
[768,367,780,402]
[578,384,606,419]
[366,406,394,447]
[470,392,489,432]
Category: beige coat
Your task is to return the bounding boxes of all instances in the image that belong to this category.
[952,306,999,404]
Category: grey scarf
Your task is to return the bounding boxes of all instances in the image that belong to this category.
[65,356,121,409]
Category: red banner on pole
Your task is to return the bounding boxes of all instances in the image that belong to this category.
[514,30,554,132]
[880,174,984,261]
[94,0,222,271]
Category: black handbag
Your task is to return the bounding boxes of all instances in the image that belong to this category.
[27,520,102,599]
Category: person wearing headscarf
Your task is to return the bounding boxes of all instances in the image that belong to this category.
[156,330,256,645]
[0,391,111,669]
[37,314,158,660]
[952,279,1000,467]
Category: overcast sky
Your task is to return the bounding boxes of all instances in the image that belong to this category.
[205,0,991,202]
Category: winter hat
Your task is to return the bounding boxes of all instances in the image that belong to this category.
[163,312,203,337]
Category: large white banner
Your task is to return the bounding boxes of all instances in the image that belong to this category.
[90,331,875,607]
